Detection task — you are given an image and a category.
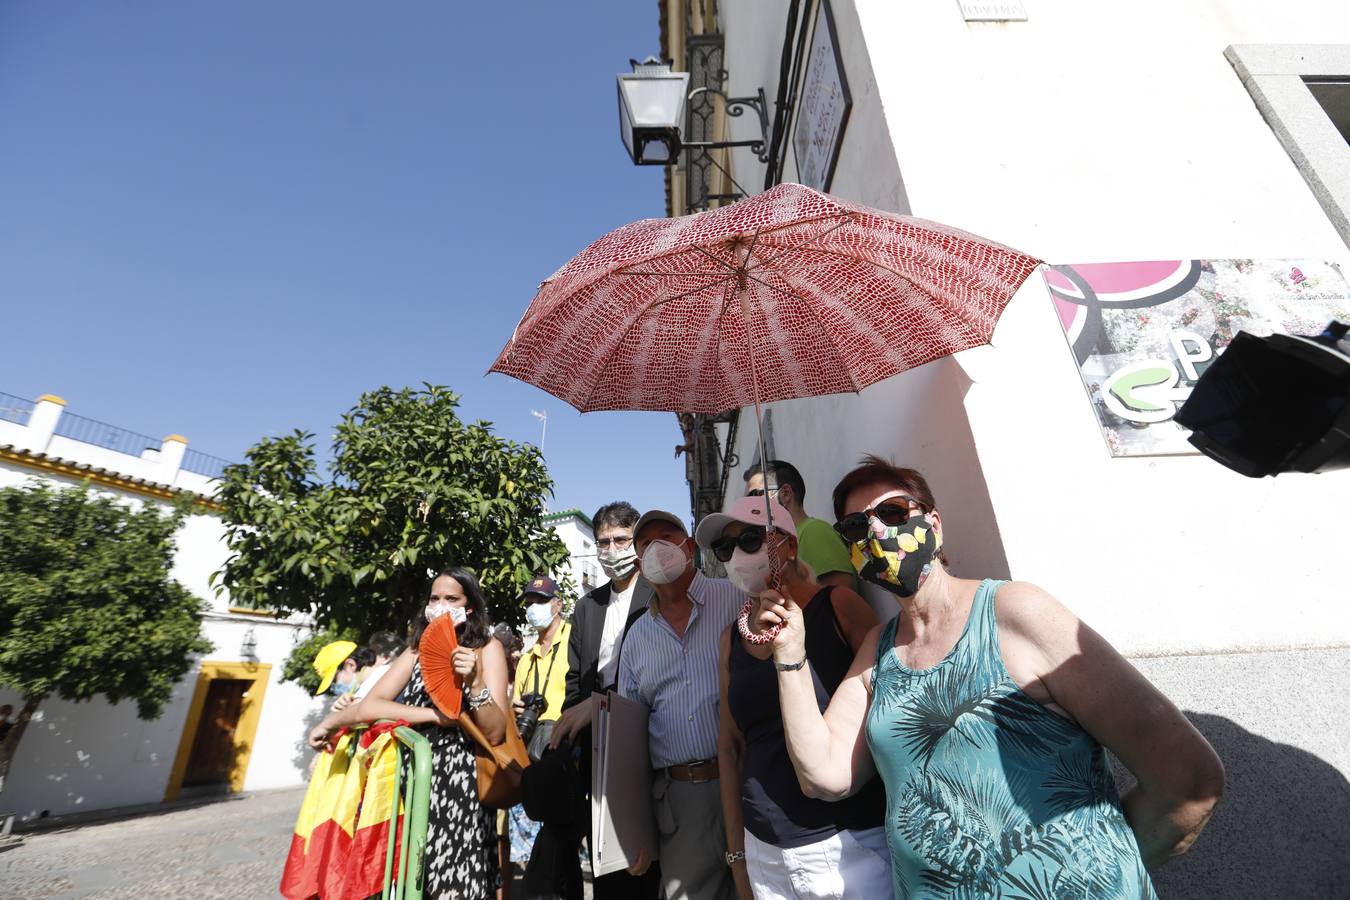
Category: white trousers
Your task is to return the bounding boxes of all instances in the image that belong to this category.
[744,825,894,900]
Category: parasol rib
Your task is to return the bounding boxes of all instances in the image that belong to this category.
[741,215,855,275]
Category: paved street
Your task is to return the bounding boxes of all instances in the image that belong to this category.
[1,789,303,899]
[1,788,543,899]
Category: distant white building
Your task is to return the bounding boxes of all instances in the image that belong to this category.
[0,392,321,823]
[543,507,601,599]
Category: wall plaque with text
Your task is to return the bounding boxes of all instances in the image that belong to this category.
[792,0,851,192]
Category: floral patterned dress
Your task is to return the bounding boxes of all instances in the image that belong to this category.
[866,580,1157,899]
[404,660,499,899]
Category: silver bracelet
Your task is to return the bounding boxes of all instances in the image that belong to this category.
[774,656,807,672]
[465,686,492,710]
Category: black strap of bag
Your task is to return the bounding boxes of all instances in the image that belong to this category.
[524,634,563,761]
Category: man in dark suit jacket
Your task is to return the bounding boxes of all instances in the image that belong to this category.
[548,500,660,899]
[562,569,652,710]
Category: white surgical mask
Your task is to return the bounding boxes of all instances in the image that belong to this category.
[426,603,467,626]
[641,539,690,585]
[599,546,638,580]
[725,546,773,595]
[525,601,555,630]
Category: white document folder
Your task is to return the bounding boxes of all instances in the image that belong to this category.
[590,690,660,877]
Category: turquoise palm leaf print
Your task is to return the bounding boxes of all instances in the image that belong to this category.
[865,585,1157,898]
[897,772,1003,893]
[896,767,1081,897]
[1043,746,1143,896]
[1000,864,1090,900]
[891,667,1079,768]
[1043,744,1103,816]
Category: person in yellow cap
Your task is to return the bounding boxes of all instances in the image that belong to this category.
[313,640,359,696]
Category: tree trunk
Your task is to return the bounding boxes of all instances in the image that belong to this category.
[0,693,45,794]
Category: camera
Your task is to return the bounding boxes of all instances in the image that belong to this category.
[515,692,548,741]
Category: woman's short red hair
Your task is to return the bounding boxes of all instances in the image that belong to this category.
[831,455,946,564]
[831,455,940,521]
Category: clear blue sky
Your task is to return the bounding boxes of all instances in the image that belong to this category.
[0,3,694,522]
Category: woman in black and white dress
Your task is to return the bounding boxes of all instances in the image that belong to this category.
[310,566,508,899]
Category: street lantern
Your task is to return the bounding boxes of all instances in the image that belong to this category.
[617,57,689,165]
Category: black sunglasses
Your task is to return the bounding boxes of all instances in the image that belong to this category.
[710,526,767,563]
[746,487,777,498]
[833,497,921,544]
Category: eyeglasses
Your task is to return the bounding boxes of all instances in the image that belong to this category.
[710,526,767,562]
[746,487,778,498]
[833,497,922,544]
[595,536,633,550]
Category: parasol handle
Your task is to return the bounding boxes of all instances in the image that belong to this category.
[735,278,786,645]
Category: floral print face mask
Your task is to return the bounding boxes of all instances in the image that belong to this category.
[850,512,941,597]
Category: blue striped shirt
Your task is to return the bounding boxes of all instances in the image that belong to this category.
[618,571,745,768]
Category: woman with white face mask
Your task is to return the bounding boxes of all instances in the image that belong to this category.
[307,567,509,899]
[695,497,892,900]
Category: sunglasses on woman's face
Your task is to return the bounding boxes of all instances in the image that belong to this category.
[833,497,921,544]
[710,526,767,563]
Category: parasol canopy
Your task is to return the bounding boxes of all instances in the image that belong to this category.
[490,182,1041,415]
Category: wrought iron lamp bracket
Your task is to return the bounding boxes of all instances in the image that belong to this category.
[682,86,772,163]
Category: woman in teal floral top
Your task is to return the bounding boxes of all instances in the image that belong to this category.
[753,457,1223,898]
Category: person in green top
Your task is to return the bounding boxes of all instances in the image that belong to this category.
[744,459,859,593]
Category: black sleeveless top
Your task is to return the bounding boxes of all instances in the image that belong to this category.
[727,586,886,848]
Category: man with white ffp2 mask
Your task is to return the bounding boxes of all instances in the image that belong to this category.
[512,575,570,755]
[619,510,745,900]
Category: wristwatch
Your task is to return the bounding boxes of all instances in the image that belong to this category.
[725,850,746,866]
[774,656,807,672]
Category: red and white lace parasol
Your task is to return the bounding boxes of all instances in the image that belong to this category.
[491,182,1041,640]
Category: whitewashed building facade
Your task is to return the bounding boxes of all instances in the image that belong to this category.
[0,392,322,824]
[544,508,602,600]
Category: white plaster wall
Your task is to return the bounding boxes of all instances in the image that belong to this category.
[44,435,170,484]
[0,615,321,821]
[0,418,31,450]
[849,0,1350,261]
[853,0,1350,655]
[0,682,195,821]
[171,513,236,613]
[718,0,1350,655]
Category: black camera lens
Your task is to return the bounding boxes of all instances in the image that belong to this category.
[515,692,548,740]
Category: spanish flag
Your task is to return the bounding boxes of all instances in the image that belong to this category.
[336,723,406,900]
[280,731,367,900]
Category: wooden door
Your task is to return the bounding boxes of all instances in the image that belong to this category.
[182,678,250,787]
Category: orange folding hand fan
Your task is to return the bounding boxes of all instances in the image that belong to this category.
[419,615,463,720]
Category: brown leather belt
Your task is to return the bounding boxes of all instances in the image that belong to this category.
[659,759,719,783]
